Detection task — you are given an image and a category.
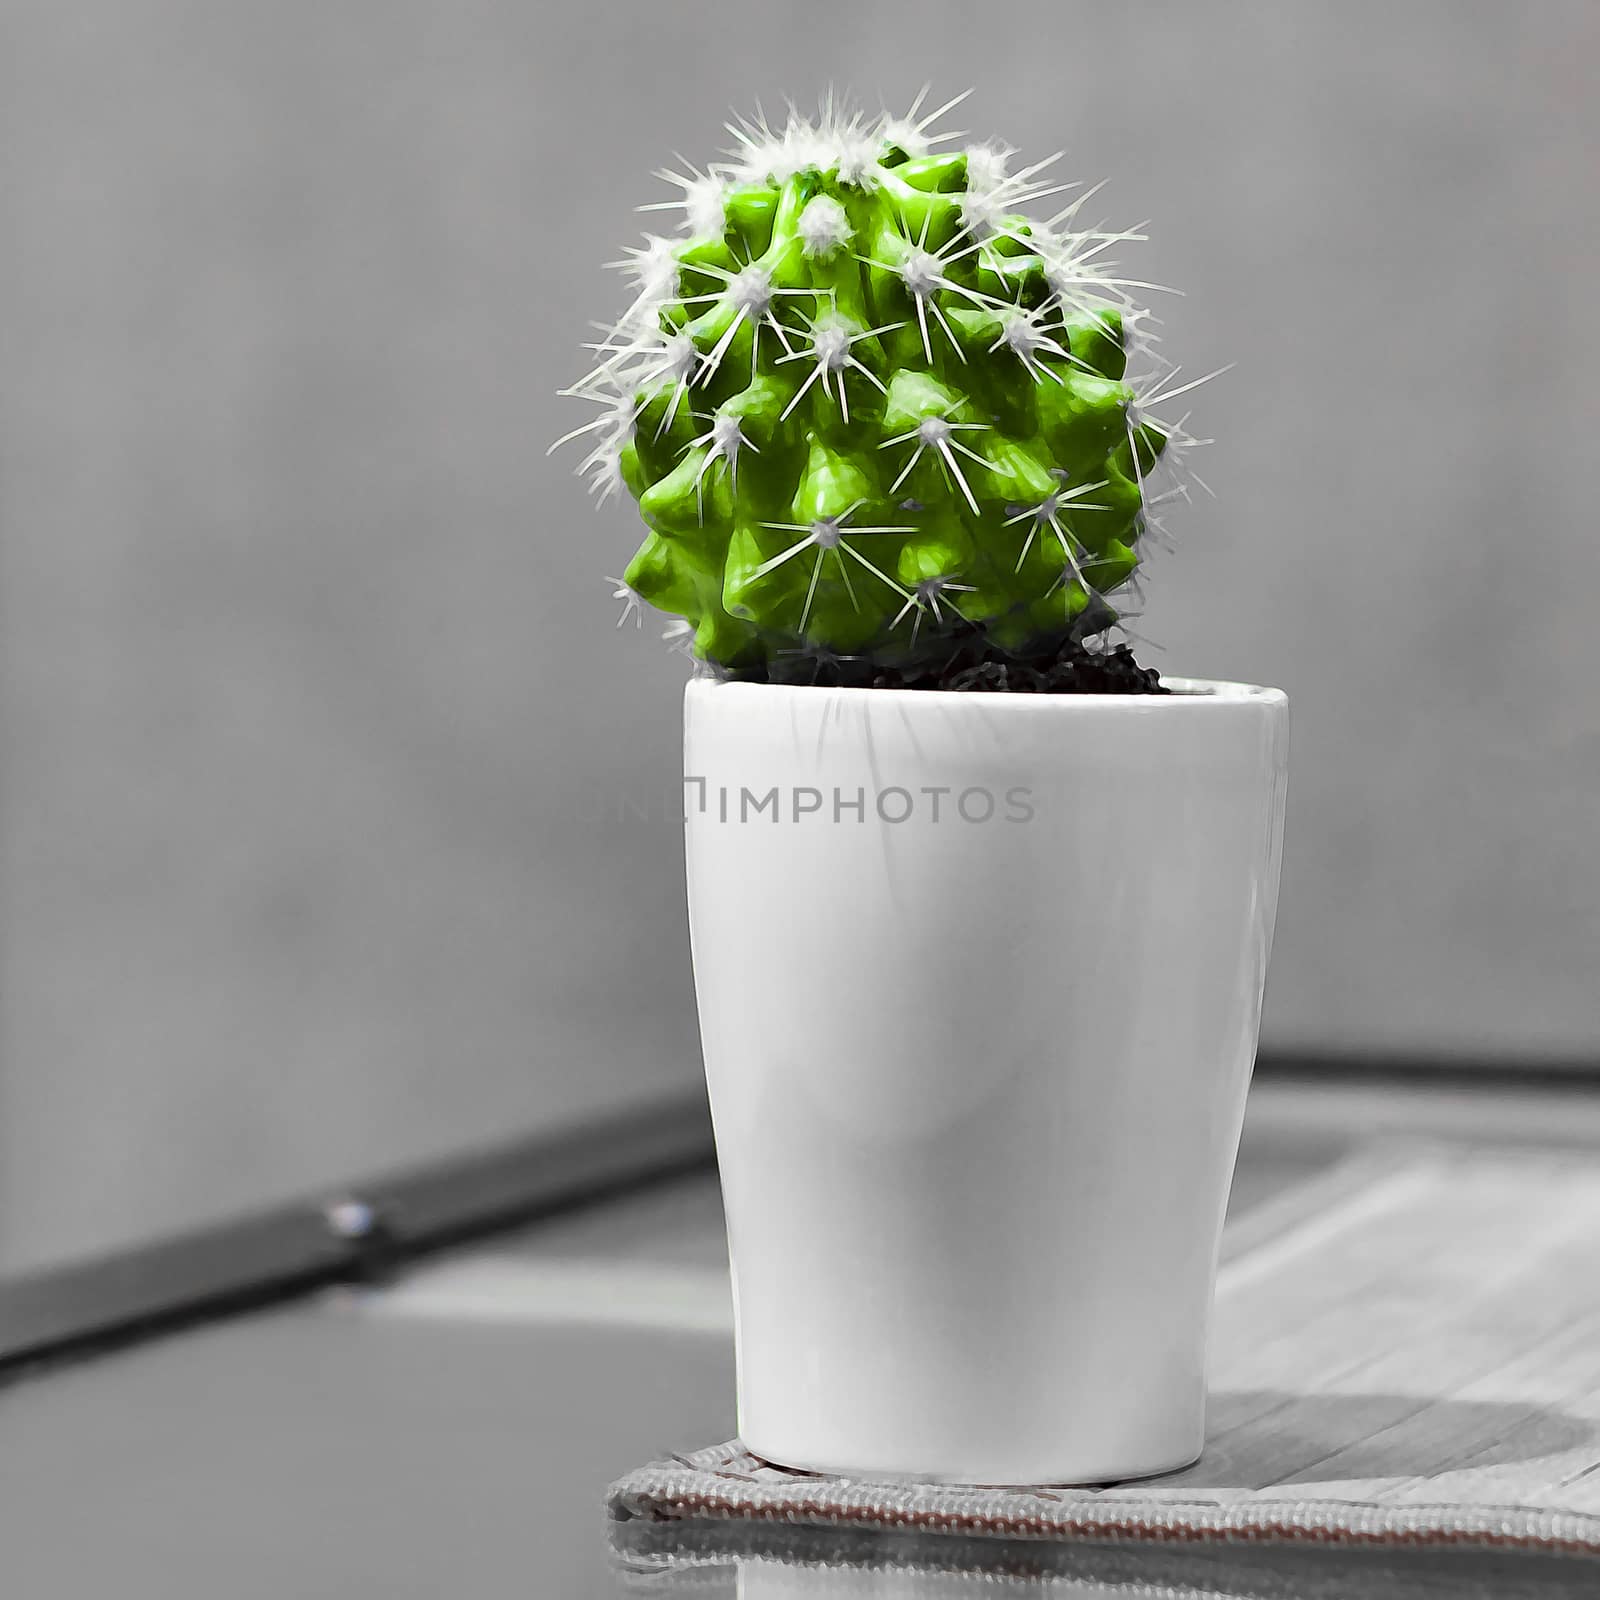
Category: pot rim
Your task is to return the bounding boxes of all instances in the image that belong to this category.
[687,673,1286,708]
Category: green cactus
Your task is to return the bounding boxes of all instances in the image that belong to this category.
[559,94,1201,675]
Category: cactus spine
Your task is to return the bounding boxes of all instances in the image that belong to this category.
[560,94,1201,675]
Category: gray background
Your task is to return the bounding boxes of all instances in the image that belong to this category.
[2,0,1597,1275]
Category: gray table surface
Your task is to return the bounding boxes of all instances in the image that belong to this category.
[1,1079,1597,1598]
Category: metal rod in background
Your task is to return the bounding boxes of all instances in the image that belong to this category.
[0,1093,714,1374]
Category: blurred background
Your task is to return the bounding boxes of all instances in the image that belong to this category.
[1,0,1596,1280]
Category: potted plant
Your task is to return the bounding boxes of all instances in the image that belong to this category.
[559,95,1289,1486]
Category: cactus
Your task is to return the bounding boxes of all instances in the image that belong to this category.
[558,93,1205,678]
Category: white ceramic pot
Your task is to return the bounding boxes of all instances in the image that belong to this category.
[684,676,1289,1485]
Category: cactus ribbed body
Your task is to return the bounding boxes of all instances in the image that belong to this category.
[563,99,1189,673]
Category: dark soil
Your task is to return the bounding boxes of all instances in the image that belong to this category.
[897,639,1166,695]
[733,633,1168,695]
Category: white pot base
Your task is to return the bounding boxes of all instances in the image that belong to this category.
[738,1435,1206,1490]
